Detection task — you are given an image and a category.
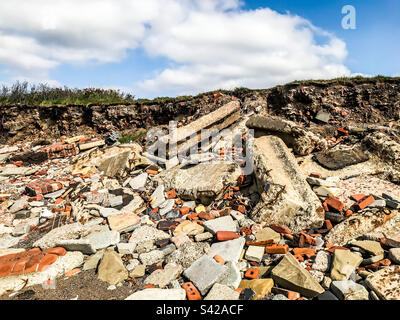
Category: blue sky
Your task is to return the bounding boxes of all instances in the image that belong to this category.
[0,0,398,98]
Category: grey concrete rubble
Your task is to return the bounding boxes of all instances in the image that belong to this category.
[1,95,400,301]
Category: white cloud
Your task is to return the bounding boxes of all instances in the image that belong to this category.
[0,0,350,95]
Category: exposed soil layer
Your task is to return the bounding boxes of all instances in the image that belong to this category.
[1,78,399,145]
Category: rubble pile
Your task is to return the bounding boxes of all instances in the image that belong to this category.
[1,84,400,300]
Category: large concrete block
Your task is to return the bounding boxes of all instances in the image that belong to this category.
[250,136,324,232]
[183,255,228,295]
[155,162,242,205]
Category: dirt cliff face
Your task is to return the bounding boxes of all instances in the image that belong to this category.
[0,78,399,145]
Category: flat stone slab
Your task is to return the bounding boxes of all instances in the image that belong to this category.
[209,237,245,263]
[245,245,265,263]
[204,283,240,300]
[251,136,324,232]
[125,288,186,300]
[271,253,324,298]
[97,250,129,285]
[350,240,384,256]
[313,148,369,170]
[238,279,274,300]
[83,230,120,251]
[108,212,141,233]
[331,280,369,300]
[366,266,400,300]
[203,215,237,235]
[255,227,281,243]
[155,162,242,205]
[330,249,363,281]
[183,255,228,295]
[97,150,131,177]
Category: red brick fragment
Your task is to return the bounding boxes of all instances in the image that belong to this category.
[216,231,240,241]
[354,195,375,211]
[324,195,344,212]
[245,268,260,279]
[37,254,58,272]
[265,244,289,254]
[351,194,366,202]
[292,248,316,258]
[182,282,201,300]
[269,224,291,234]
[43,247,67,256]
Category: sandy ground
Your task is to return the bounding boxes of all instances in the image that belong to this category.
[0,269,142,300]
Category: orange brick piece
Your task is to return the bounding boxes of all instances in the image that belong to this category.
[265,244,289,254]
[292,248,316,258]
[0,247,62,277]
[182,282,202,300]
[166,190,176,199]
[269,224,291,234]
[324,195,344,212]
[351,194,366,202]
[354,195,375,211]
[245,268,260,279]
[213,255,225,264]
[216,231,240,241]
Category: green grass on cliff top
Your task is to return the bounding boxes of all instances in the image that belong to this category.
[0,76,399,106]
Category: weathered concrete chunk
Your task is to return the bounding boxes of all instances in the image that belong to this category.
[217,261,241,290]
[97,150,131,177]
[139,249,165,265]
[209,237,245,263]
[125,288,186,300]
[97,250,129,285]
[389,248,400,264]
[350,240,384,256]
[366,266,400,300]
[150,185,165,208]
[155,162,242,205]
[173,220,204,236]
[251,136,324,232]
[128,225,170,246]
[325,211,394,246]
[129,173,148,190]
[183,255,228,295]
[312,251,331,272]
[330,249,363,281]
[331,280,369,300]
[57,239,96,255]
[271,253,324,298]
[204,283,240,300]
[33,222,85,250]
[203,215,237,235]
[166,241,210,269]
[246,115,327,156]
[313,148,369,170]
[144,263,182,288]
